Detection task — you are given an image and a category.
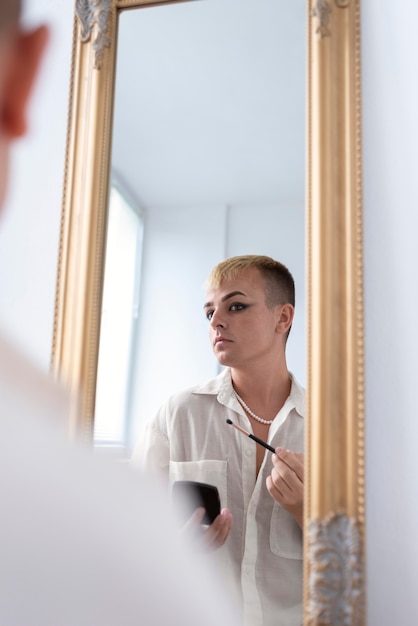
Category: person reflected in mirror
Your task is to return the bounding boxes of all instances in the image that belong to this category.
[0,3,241,625]
[132,254,305,626]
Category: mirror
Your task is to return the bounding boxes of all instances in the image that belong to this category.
[94,0,306,450]
[52,0,366,623]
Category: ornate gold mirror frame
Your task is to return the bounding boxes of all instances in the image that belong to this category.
[52,0,365,623]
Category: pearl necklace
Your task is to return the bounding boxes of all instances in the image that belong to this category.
[233,390,275,425]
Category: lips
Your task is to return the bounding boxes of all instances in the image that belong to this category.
[214,336,232,346]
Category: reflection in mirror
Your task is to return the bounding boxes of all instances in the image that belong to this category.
[97,0,306,453]
[94,178,144,448]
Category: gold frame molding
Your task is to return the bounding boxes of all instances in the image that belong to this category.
[306,0,365,623]
[52,0,365,623]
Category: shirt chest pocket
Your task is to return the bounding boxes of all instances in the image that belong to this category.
[169,459,228,511]
[270,503,303,560]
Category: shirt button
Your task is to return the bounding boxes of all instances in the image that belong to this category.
[246,449,252,456]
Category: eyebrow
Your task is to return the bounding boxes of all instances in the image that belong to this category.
[203,290,247,309]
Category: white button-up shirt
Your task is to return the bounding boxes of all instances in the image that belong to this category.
[132,368,305,626]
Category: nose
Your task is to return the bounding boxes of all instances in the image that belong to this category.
[210,308,225,329]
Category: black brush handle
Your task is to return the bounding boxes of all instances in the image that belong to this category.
[249,433,276,453]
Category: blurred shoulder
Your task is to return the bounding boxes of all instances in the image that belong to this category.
[0,331,69,430]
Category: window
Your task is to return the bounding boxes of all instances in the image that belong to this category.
[94,180,144,452]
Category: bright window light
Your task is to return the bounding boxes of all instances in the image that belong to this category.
[94,182,144,447]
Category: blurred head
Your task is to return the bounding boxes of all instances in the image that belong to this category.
[0,0,48,213]
[0,0,21,27]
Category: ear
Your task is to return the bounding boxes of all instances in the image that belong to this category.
[275,303,295,336]
[1,25,49,138]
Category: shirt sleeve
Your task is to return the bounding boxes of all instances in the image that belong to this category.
[131,406,170,477]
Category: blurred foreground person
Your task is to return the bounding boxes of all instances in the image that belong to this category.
[0,2,240,624]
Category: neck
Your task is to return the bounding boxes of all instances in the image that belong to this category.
[231,363,290,399]
[231,365,291,420]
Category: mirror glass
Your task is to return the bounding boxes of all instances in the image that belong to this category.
[94,179,144,445]
[94,0,306,452]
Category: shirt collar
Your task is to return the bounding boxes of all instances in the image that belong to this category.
[192,367,305,419]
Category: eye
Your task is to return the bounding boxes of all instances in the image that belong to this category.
[229,302,247,312]
[205,310,214,321]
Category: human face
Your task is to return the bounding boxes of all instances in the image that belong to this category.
[204,268,283,369]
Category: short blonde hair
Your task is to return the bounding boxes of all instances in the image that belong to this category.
[206,255,295,308]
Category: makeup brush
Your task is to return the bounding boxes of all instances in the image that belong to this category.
[226,418,276,453]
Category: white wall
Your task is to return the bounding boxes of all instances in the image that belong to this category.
[0,0,73,370]
[2,1,418,623]
[362,1,418,624]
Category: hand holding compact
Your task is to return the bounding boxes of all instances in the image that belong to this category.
[182,507,233,552]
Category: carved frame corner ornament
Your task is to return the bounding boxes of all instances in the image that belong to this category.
[307,512,365,625]
[76,0,112,69]
[312,0,332,38]
[312,0,351,38]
